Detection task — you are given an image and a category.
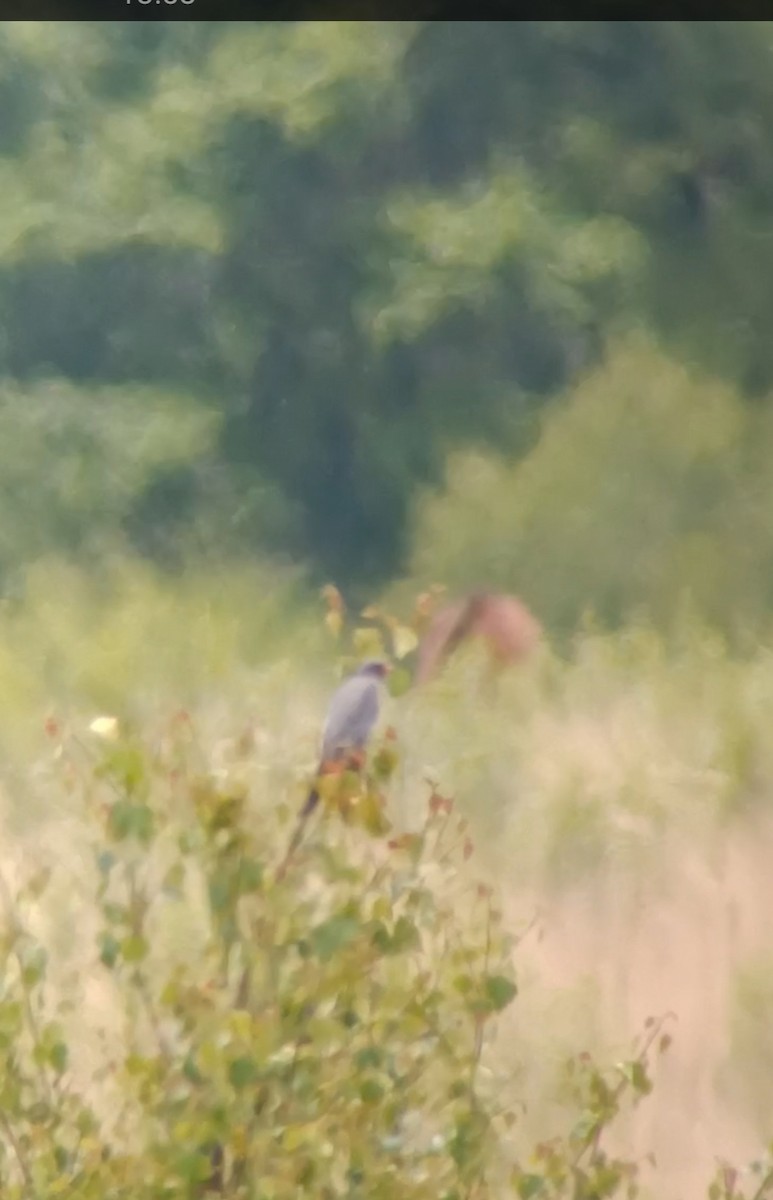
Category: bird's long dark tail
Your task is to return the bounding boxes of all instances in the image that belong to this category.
[275,785,320,882]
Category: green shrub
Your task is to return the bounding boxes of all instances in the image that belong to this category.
[0,600,766,1197]
[402,336,773,642]
[0,698,682,1199]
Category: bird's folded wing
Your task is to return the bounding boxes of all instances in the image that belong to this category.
[321,675,381,759]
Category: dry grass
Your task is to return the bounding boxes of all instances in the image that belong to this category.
[0,566,771,1196]
[393,629,773,1197]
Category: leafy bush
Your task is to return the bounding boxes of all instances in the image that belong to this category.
[0,602,766,1195]
[403,337,773,641]
[0,698,682,1199]
[0,379,215,579]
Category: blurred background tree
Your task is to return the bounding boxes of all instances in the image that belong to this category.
[404,338,773,641]
[3,20,773,630]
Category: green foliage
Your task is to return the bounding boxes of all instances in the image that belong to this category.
[404,337,773,640]
[0,379,215,577]
[3,23,773,586]
[0,718,501,1195]
[0,683,726,1198]
[0,584,765,1194]
[0,554,318,785]
[366,167,643,346]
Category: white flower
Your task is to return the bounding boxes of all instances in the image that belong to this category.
[89,716,119,740]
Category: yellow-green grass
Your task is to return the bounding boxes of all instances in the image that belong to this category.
[0,559,772,1195]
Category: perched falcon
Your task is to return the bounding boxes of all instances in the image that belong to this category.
[277,659,392,880]
[301,658,391,818]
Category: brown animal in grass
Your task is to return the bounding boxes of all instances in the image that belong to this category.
[414,590,541,686]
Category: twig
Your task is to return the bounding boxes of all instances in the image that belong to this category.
[471,897,492,1087]
[0,1107,37,1196]
[275,803,316,883]
[125,865,171,1061]
[572,1011,675,1169]
[0,866,55,1108]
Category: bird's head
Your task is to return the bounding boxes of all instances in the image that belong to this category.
[357,659,392,680]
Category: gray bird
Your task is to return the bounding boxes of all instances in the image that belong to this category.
[276,659,391,880]
[302,658,391,818]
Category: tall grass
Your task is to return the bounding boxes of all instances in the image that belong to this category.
[393,616,773,1197]
[0,559,771,1195]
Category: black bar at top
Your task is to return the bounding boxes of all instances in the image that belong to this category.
[0,2,764,21]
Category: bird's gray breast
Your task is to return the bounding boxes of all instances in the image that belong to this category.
[321,675,381,759]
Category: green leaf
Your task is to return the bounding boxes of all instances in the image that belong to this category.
[208,872,233,914]
[96,850,116,877]
[449,1111,488,1169]
[370,922,391,954]
[183,1055,203,1084]
[178,1150,216,1185]
[54,1145,71,1172]
[120,935,148,964]
[0,1000,23,1043]
[108,800,154,844]
[203,789,246,833]
[619,1058,652,1095]
[387,666,412,697]
[517,1174,546,1199]
[48,1040,69,1074]
[27,1100,51,1125]
[100,744,147,797]
[20,944,47,987]
[76,1111,97,1136]
[359,1078,385,1104]
[297,1160,317,1187]
[353,627,385,659]
[236,857,264,894]
[102,902,128,926]
[391,915,419,952]
[571,1114,599,1143]
[372,915,420,956]
[355,1046,383,1070]
[484,974,518,1012]
[228,1056,259,1090]
[360,788,393,836]
[99,936,120,974]
[308,915,360,962]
